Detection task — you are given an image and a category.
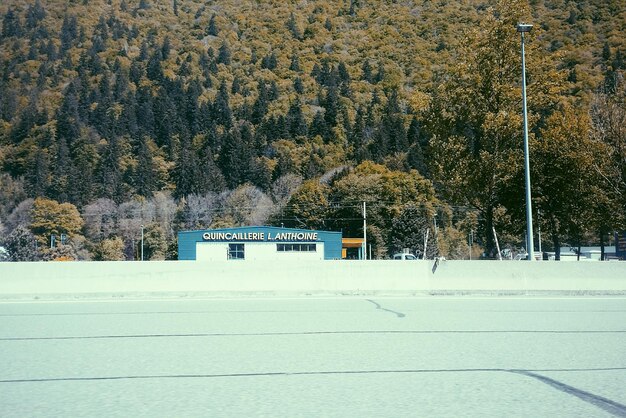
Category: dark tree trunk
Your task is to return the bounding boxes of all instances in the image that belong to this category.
[484,206,495,258]
[600,228,606,261]
[549,215,560,261]
[553,233,561,261]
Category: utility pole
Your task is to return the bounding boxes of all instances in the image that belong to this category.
[423,229,430,260]
[362,202,367,260]
[141,224,144,261]
[517,23,535,261]
[493,227,502,261]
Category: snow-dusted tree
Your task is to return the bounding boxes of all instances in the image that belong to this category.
[271,174,303,206]
[4,199,34,236]
[151,192,177,239]
[42,243,77,261]
[178,193,219,230]
[2,225,40,261]
[117,199,153,259]
[222,185,273,226]
[0,174,27,222]
[82,198,118,241]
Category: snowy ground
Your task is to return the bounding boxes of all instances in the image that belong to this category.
[1,297,625,417]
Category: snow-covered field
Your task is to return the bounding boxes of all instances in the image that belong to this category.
[1,297,625,417]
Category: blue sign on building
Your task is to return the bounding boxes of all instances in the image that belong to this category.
[178,226,342,261]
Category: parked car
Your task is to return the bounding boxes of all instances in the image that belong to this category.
[393,253,418,260]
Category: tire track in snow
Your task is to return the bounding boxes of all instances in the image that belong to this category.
[365,299,405,318]
[2,329,625,341]
[509,370,626,417]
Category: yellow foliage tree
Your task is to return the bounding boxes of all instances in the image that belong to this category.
[29,198,84,247]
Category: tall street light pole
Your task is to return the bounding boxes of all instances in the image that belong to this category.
[362,201,367,260]
[517,23,535,261]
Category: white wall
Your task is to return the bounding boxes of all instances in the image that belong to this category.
[196,242,324,261]
[1,260,625,299]
[196,242,229,261]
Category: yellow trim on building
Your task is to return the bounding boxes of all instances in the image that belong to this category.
[342,238,364,248]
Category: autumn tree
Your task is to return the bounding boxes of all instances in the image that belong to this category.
[279,180,331,230]
[427,0,563,254]
[529,106,612,259]
[438,226,473,260]
[590,76,626,252]
[0,0,623,258]
[329,161,437,238]
[29,198,84,247]
[143,222,167,260]
[92,237,125,261]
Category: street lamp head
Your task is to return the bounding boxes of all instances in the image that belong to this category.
[516,23,533,33]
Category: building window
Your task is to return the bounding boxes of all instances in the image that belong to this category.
[277,243,317,252]
[228,243,245,260]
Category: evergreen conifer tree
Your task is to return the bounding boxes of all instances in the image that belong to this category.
[198,143,226,193]
[146,49,164,81]
[361,60,373,83]
[27,148,50,198]
[287,12,302,40]
[374,61,385,84]
[26,0,46,29]
[136,86,155,138]
[214,81,233,128]
[1,8,22,39]
[207,14,219,36]
[350,106,371,163]
[56,81,82,146]
[261,51,278,70]
[219,125,246,188]
[309,111,329,140]
[134,135,156,197]
[161,36,171,59]
[174,134,202,198]
[68,135,98,207]
[293,77,304,94]
[251,80,269,124]
[390,204,439,259]
[48,136,72,203]
[287,100,308,139]
[290,53,301,72]
[218,41,231,65]
[98,136,124,202]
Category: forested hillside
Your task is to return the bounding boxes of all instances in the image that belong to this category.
[0,0,624,261]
